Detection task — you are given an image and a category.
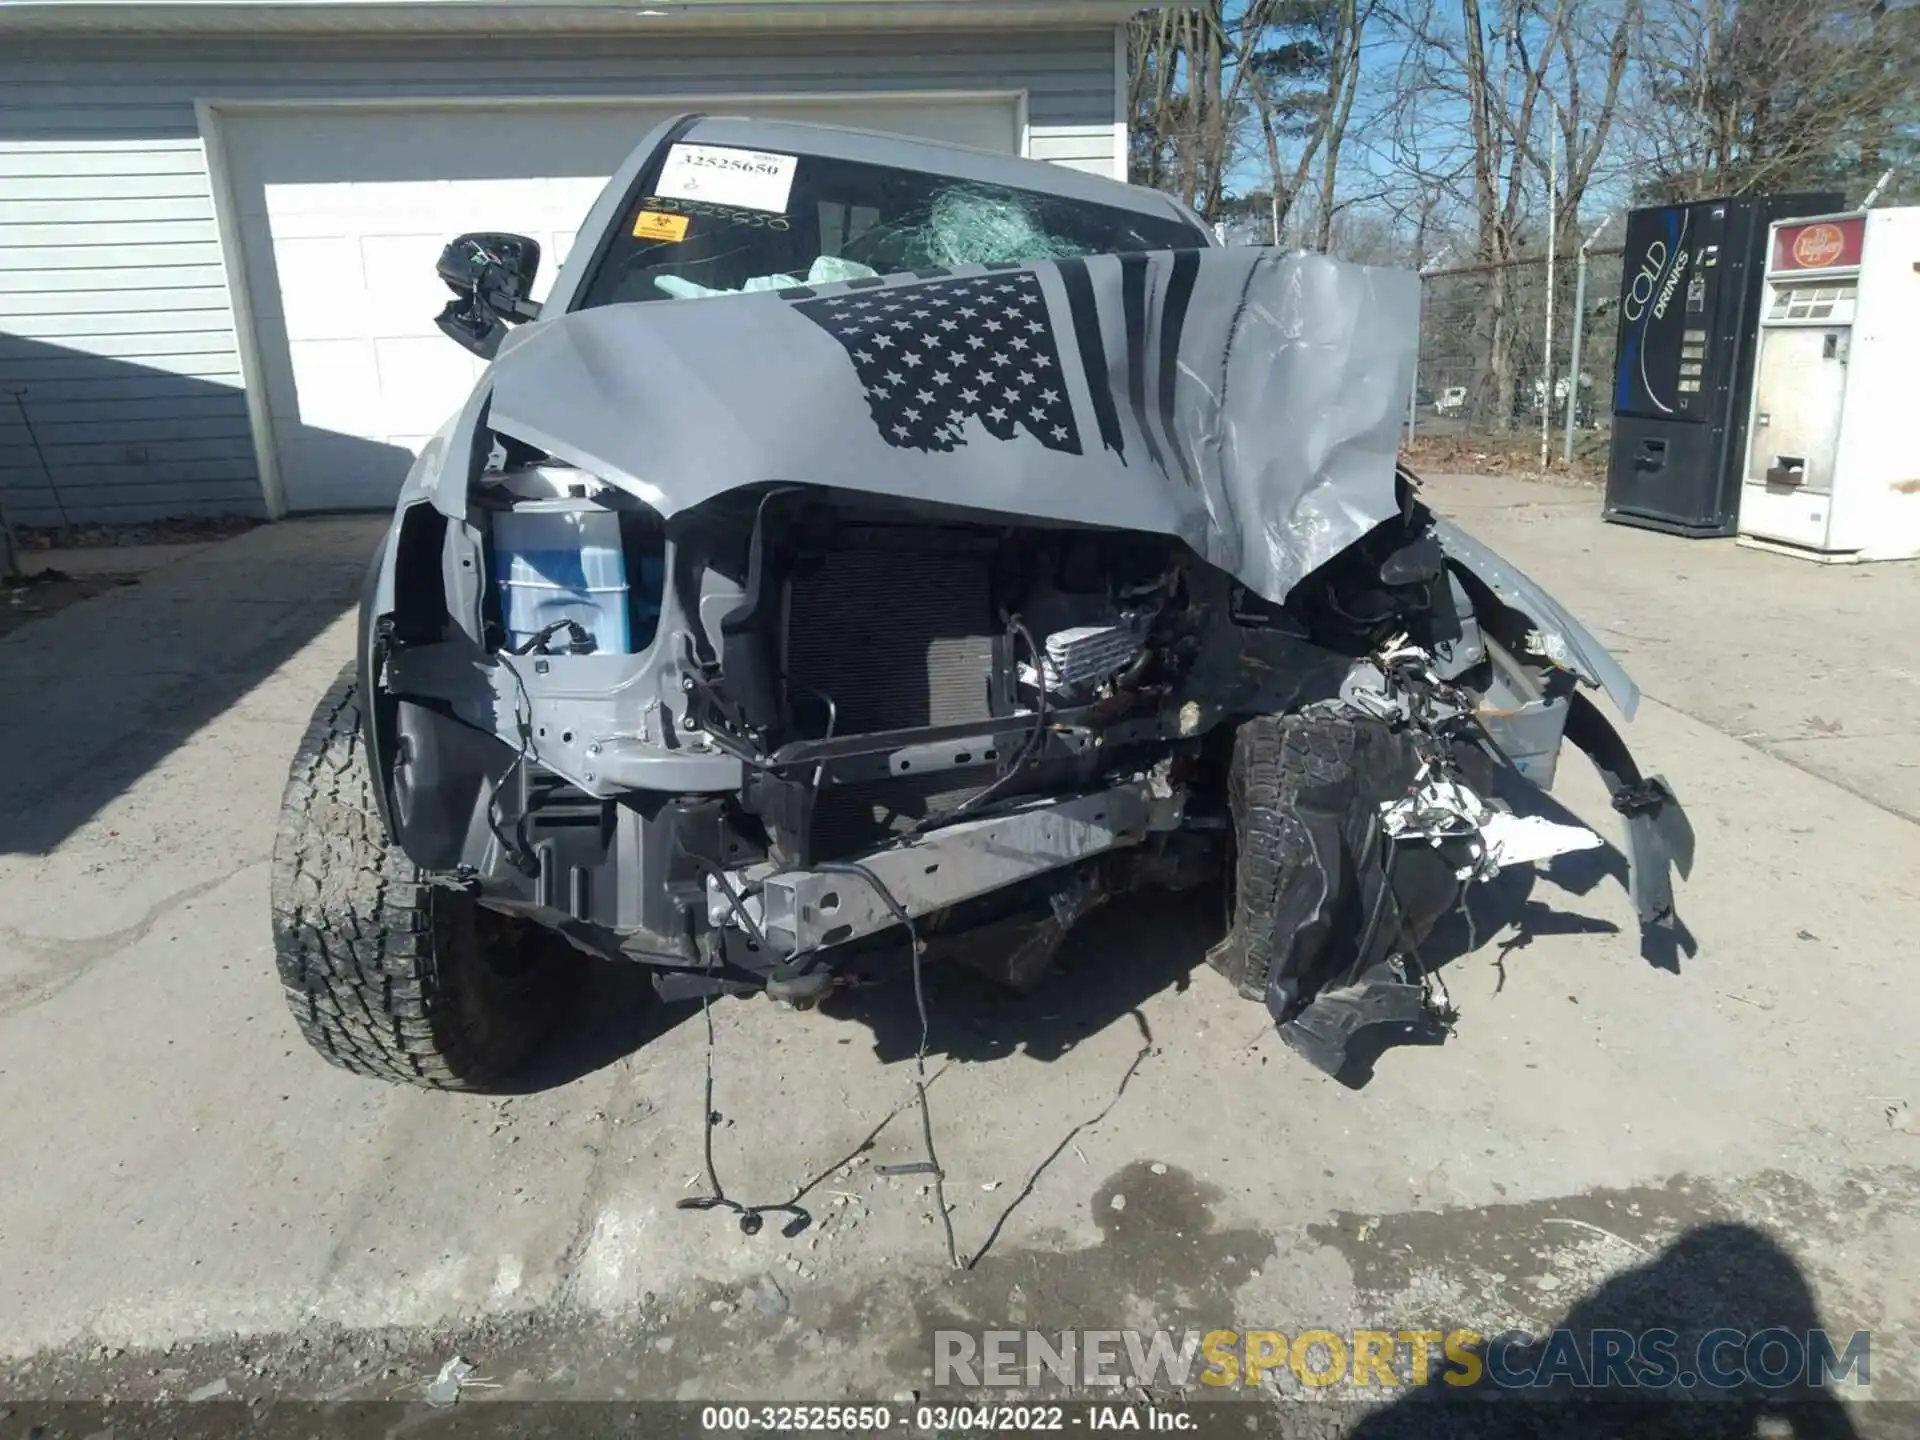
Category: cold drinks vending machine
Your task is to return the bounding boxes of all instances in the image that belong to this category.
[1738,207,1920,562]
[1603,192,1840,536]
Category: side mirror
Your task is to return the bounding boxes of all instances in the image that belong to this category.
[434,232,542,358]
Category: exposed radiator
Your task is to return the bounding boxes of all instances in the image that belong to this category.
[784,542,999,858]
[785,547,995,732]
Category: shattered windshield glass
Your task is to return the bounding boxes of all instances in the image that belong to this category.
[576,147,1204,308]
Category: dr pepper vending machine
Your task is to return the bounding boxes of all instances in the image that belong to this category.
[1736,206,1920,562]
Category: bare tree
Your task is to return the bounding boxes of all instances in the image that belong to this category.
[1309,0,1383,249]
[1238,0,1380,247]
[1126,0,1911,327]
[1244,15,1327,242]
[1628,0,1917,202]
[1129,0,1383,237]
[1533,0,1637,240]
[1389,0,1639,426]
[1130,3,1276,219]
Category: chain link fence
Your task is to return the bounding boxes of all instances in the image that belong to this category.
[1407,246,1625,476]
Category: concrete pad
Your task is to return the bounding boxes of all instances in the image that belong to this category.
[1424,472,1920,820]
[1764,733,1920,822]
[19,542,215,579]
[0,493,1915,1422]
[0,518,384,856]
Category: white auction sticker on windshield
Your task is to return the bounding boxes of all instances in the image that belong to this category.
[654,143,797,213]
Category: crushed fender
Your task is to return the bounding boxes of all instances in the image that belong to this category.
[1268,634,1684,1078]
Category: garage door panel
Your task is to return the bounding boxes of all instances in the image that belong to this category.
[357,231,448,284]
[266,182,607,240]
[231,110,651,194]
[224,98,1019,511]
[358,234,461,341]
[275,237,372,338]
[286,338,385,434]
[374,336,487,434]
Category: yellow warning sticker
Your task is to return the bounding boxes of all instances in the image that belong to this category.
[633,210,691,242]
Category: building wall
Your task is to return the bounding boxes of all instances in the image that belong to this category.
[0,27,1123,523]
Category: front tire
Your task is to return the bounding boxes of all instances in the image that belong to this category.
[270,664,577,1089]
[1206,711,1360,1006]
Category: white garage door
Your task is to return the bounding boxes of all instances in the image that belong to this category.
[220,98,1021,512]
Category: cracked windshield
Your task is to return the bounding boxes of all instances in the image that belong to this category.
[579,147,1203,307]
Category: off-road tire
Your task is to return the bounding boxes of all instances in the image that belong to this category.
[270,663,577,1089]
[1206,712,1359,1001]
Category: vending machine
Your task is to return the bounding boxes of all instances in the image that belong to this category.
[1737,206,1920,562]
[1603,191,1840,536]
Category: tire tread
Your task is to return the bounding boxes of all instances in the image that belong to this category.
[269,663,561,1089]
[1208,711,1358,1001]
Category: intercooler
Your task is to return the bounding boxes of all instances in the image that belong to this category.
[783,542,1001,858]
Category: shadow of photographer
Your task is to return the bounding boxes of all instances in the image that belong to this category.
[1345,1221,1867,1439]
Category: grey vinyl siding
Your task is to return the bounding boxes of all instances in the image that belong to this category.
[0,28,1119,524]
[0,137,250,523]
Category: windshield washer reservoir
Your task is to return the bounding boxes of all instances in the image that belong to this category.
[491,499,632,654]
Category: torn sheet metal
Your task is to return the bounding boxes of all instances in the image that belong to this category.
[485,248,1416,606]
[1352,640,1605,880]
[1380,772,1493,852]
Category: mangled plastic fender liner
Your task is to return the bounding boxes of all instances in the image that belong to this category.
[1561,692,1696,930]
[1431,515,1639,719]
[1429,515,1691,930]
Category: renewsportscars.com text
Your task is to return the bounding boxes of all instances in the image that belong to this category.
[932,1327,1871,1392]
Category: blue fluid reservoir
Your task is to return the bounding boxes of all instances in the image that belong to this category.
[491,499,632,655]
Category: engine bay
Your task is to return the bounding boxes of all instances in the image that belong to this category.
[353,446,1704,1084]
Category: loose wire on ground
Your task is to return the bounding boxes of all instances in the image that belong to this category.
[677,858,793,1236]
[809,859,963,1270]
[675,853,956,1259]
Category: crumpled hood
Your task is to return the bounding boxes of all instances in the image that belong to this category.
[484,248,1418,606]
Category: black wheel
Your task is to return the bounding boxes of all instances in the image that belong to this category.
[1206,711,1360,1005]
[270,663,579,1089]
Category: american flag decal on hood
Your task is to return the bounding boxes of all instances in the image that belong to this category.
[791,256,1204,469]
[791,272,1083,455]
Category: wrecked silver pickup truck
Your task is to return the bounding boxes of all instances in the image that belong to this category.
[270,116,1692,1090]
